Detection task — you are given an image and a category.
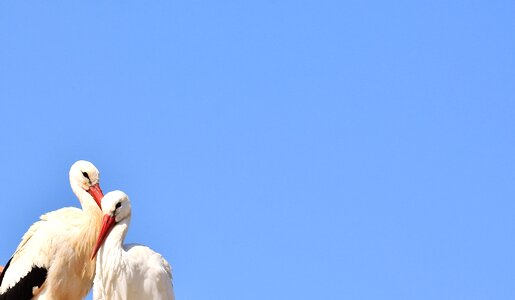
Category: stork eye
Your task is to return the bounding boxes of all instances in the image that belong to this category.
[82,172,90,180]
[115,202,122,209]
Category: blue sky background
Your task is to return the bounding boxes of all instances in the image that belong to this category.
[0,1,514,299]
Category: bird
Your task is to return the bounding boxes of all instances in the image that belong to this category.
[91,190,175,300]
[0,160,104,300]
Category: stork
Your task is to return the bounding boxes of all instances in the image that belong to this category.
[0,160,104,300]
[91,190,175,300]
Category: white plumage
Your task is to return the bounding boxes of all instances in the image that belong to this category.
[0,160,104,300]
[92,190,175,300]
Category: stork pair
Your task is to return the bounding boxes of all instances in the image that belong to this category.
[0,161,175,300]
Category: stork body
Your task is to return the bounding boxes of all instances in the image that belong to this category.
[0,161,104,300]
[92,191,175,300]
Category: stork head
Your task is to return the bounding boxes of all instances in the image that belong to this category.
[91,190,131,259]
[69,160,104,208]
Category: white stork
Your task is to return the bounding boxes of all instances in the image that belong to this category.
[91,190,175,300]
[0,160,104,300]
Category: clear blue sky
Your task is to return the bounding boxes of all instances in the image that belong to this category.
[0,1,514,299]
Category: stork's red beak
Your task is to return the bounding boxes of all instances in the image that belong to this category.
[91,214,116,259]
[88,183,104,208]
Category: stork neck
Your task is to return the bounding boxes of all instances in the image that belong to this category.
[72,184,100,213]
[104,218,130,250]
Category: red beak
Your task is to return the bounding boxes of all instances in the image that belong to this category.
[88,183,104,208]
[91,214,116,259]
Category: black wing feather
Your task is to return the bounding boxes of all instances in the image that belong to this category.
[0,258,47,300]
